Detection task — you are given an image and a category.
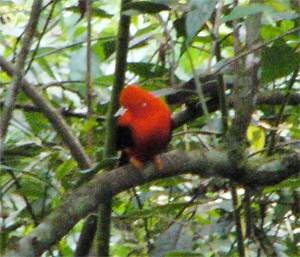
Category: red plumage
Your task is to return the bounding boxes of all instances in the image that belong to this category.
[117,85,172,169]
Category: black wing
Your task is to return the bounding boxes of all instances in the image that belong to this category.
[115,125,135,150]
[116,125,135,166]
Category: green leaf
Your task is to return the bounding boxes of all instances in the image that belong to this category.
[124,1,171,14]
[24,112,50,136]
[285,237,300,256]
[2,143,43,158]
[274,199,291,222]
[290,128,300,139]
[174,16,186,38]
[166,251,202,257]
[222,3,273,23]
[126,202,196,217]
[186,0,217,44]
[261,39,300,83]
[75,157,119,186]
[261,25,282,41]
[149,223,193,257]
[56,159,77,180]
[66,6,112,18]
[246,125,265,153]
[102,39,117,59]
[36,57,56,79]
[127,62,168,79]
[69,49,101,80]
[19,175,45,199]
[263,178,300,193]
[77,157,119,175]
[264,12,298,23]
[92,8,113,18]
[0,164,25,172]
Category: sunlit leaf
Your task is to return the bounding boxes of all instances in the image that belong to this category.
[56,159,77,180]
[246,125,265,153]
[263,178,300,193]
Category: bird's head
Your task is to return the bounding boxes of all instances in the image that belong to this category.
[120,85,155,114]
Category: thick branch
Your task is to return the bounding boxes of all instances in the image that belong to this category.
[0,55,91,170]
[97,0,131,255]
[171,90,300,130]
[4,150,299,257]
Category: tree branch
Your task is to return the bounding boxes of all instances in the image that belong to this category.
[0,55,91,170]
[0,101,106,122]
[4,149,299,257]
[0,0,43,157]
[170,89,300,130]
[85,0,93,152]
[211,27,299,76]
[1,76,298,132]
[25,0,57,74]
[97,0,131,256]
[267,67,300,155]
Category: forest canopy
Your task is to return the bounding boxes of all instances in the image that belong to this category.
[0,0,299,257]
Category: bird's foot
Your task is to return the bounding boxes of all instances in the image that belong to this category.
[154,155,163,170]
[129,157,144,171]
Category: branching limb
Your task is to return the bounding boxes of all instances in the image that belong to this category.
[0,0,43,157]
[3,149,299,257]
[0,55,91,170]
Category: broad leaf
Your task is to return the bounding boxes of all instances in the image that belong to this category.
[124,1,170,14]
[186,0,217,44]
[261,39,300,83]
[149,223,193,257]
[247,125,265,153]
[222,3,273,23]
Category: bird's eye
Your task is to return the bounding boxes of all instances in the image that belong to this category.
[141,102,147,108]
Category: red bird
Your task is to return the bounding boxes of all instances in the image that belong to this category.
[116,85,172,170]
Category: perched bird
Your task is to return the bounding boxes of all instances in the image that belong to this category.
[116,85,172,170]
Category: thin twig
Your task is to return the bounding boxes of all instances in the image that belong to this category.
[155,14,177,85]
[7,170,38,226]
[267,67,300,155]
[173,130,220,137]
[206,0,224,72]
[35,36,114,60]
[25,0,58,74]
[0,100,106,121]
[230,183,245,257]
[213,0,228,135]
[131,188,152,251]
[0,0,43,158]
[248,140,300,158]
[86,0,93,152]
[0,55,92,170]
[211,27,300,76]
[185,46,213,135]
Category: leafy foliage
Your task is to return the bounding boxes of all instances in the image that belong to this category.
[0,0,299,256]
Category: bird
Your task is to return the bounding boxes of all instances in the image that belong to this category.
[116,85,172,170]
